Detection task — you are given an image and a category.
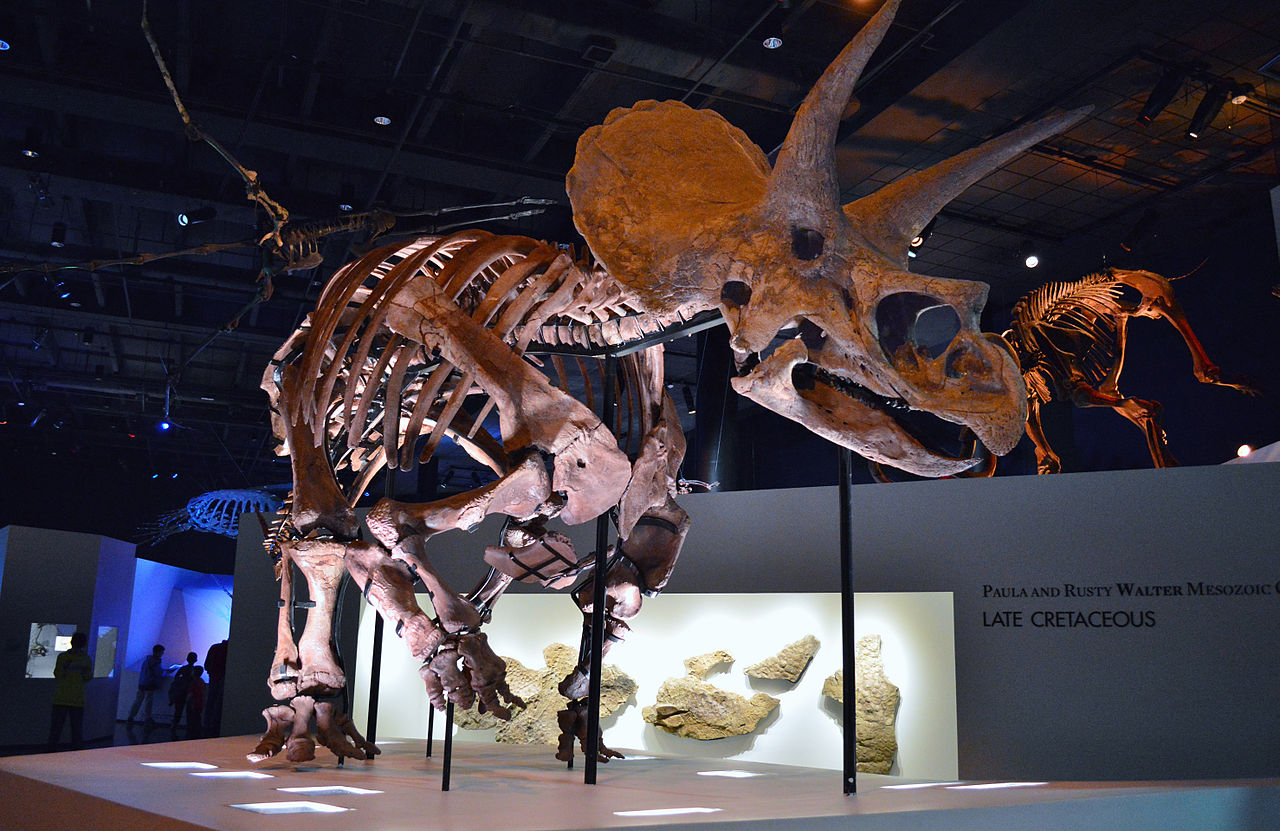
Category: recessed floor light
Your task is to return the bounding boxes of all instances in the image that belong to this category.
[230,801,349,814]
[881,781,963,790]
[946,781,1048,790]
[141,762,217,770]
[278,786,383,795]
[192,771,274,779]
[614,807,722,817]
[697,770,763,779]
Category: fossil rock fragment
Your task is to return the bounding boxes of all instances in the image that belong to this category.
[643,675,779,740]
[822,669,844,703]
[684,650,734,679]
[453,643,635,746]
[744,635,818,682]
[823,635,900,773]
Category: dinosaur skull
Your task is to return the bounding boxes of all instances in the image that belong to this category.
[568,0,1089,476]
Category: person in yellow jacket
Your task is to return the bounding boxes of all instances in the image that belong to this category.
[48,631,94,750]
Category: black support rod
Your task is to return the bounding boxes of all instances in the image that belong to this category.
[585,354,618,785]
[426,703,434,758]
[838,447,857,795]
[442,702,455,791]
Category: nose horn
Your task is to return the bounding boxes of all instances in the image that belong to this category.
[766,0,901,220]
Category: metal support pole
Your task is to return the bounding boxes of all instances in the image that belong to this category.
[585,354,617,785]
[838,447,857,795]
[425,704,434,758]
[365,470,397,744]
[442,702,455,791]
[366,615,384,743]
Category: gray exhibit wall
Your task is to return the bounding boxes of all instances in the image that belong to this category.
[850,462,1280,781]
[229,463,1278,779]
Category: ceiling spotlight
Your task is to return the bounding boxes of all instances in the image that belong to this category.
[1187,83,1230,139]
[50,221,67,247]
[1137,65,1186,125]
[338,182,355,212]
[762,36,783,49]
[373,114,392,126]
[178,206,216,226]
[1237,444,1252,458]
[682,385,697,415]
[1024,254,1040,269]
[158,419,172,432]
[21,148,38,159]
[910,217,937,249]
[0,39,11,51]
[1229,84,1253,106]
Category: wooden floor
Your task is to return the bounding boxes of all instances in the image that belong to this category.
[2,735,1279,831]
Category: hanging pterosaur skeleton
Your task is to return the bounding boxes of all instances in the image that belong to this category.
[249,0,1091,765]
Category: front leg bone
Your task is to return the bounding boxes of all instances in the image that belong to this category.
[344,541,445,662]
[289,540,347,695]
[269,549,301,701]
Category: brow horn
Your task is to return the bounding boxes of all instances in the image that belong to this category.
[765,0,901,224]
[845,105,1094,262]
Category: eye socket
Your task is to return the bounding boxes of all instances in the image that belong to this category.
[791,228,824,260]
[875,292,962,360]
[721,280,752,307]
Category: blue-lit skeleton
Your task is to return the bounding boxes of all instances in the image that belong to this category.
[142,488,283,544]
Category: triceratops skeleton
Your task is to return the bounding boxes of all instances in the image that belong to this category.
[1003,267,1255,473]
[252,0,1089,765]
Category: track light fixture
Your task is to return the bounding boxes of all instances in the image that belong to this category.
[338,182,355,212]
[177,205,216,226]
[1137,65,1186,125]
[682,385,697,415]
[1119,207,1159,253]
[50,221,66,247]
[20,126,42,159]
[1187,83,1230,139]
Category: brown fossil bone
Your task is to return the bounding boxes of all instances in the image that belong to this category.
[1003,267,1257,473]
[252,0,1093,767]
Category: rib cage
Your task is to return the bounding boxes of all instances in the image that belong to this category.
[264,231,686,504]
[1007,271,1134,396]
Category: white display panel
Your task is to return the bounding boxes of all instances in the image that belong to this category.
[353,591,957,778]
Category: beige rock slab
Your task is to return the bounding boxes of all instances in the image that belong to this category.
[452,642,636,746]
[643,674,779,740]
[821,634,900,774]
[684,650,734,679]
[744,634,819,682]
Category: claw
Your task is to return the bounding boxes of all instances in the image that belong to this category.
[418,632,522,719]
[315,701,365,760]
[247,704,295,763]
[285,696,317,763]
[555,699,623,764]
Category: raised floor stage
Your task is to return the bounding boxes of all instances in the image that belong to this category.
[1,736,1278,831]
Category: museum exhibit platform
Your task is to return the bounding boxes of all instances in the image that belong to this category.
[2,735,1278,831]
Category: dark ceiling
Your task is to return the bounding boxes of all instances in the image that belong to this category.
[1,0,1278,570]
